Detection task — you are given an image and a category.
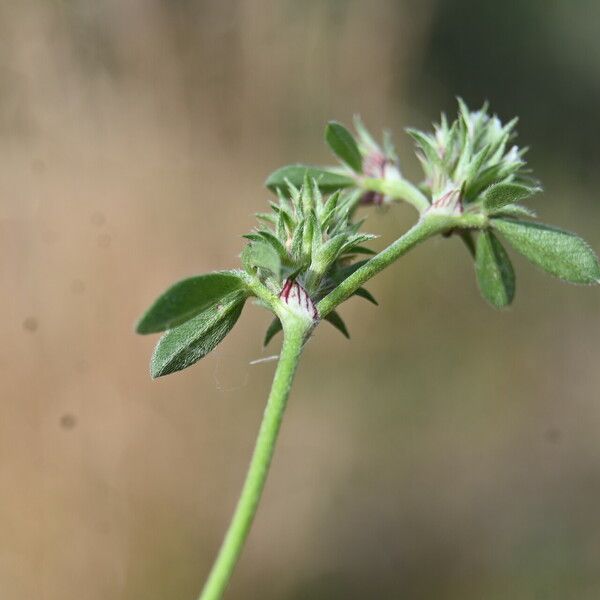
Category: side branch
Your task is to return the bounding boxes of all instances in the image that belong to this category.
[317,213,486,317]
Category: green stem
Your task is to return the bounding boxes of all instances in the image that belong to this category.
[199,318,309,600]
[317,213,486,317]
[361,177,430,213]
[200,211,487,599]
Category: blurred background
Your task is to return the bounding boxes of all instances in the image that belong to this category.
[2,1,600,598]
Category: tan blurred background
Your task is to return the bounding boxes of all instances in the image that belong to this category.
[2,1,600,599]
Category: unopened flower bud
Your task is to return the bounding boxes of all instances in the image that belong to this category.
[279,279,318,320]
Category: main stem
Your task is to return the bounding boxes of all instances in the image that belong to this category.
[199,319,309,600]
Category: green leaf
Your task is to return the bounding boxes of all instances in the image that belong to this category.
[487,203,537,219]
[492,218,600,284]
[406,128,442,168]
[265,165,355,194]
[475,231,515,308]
[328,259,369,287]
[321,189,341,228]
[255,212,277,225]
[253,230,289,263]
[151,290,246,378]
[242,233,263,243]
[242,242,281,277]
[325,122,363,172]
[353,114,379,152]
[465,164,505,200]
[344,245,376,256]
[353,287,378,305]
[340,233,376,256]
[312,234,347,272]
[263,317,283,347]
[459,231,476,258]
[136,271,245,334]
[302,212,316,261]
[483,182,538,210]
[324,310,350,338]
[301,173,316,213]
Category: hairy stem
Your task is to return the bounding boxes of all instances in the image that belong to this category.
[199,318,309,600]
[317,213,486,317]
[361,177,430,213]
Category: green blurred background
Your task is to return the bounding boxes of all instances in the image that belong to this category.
[2,1,599,599]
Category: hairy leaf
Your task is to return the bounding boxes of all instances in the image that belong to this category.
[290,220,305,261]
[492,219,600,284]
[151,290,246,378]
[325,122,363,172]
[328,259,369,288]
[137,271,245,334]
[263,317,283,347]
[265,165,354,194]
[488,203,537,219]
[324,310,350,338]
[475,231,515,308]
[254,230,289,263]
[345,246,376,256]
[483,182,538,210]
[242,241,281,277]
[406,128,442,168]
[459,231,476,258]
[353,287,378,305]
[312,234,347,272]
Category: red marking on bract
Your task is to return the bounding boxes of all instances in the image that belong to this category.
[279,279,318,320]
[280,278,294,302]
[360,191,385,206]
[432,188,463,213]
[363,152,388,178]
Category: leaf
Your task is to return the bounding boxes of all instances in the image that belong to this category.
[459,231,476,258]
[406,128,442,168]
[255,212,277,225]
[263,317,283,347]
[301,172,316,212]
[290,220,305,261]
[492,218,600,284]
[465,164,504,200]
[242,242,281,277]
[487,203,537,219]
[312,234,347,272]
[325,121,363,172]
[339,233,376,256]
[242,233,263,243]
[324,310,350,338]
[483,182,538,210]
[353,287,378,305]
[382,129,398,162]
[353,114,379,152]
[151,290,246,378]
[265,165,355,194]
[328,259,369,287]
[344,245,376,256]
[321,189,341,228]
[136,271,245,334]
[254,230,289,263]
[302,212,316,261]
[475,230,515,308]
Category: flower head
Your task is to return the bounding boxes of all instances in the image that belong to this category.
[408,99,537,212]
[242,176,376,302]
